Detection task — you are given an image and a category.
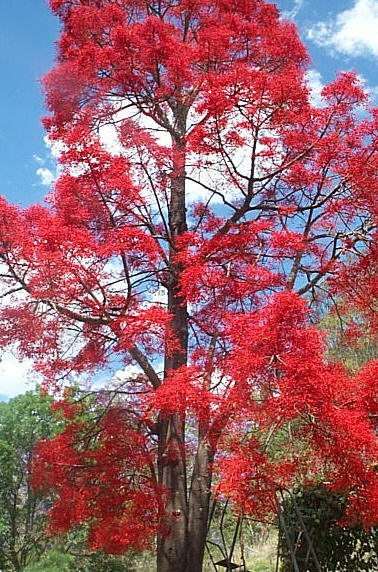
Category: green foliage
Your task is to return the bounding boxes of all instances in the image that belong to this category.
[279,486,377,572]
[321,308,377,372]
[22,547,151,572]
[62,526,153,572]
[0,389,60,571]
[76,549,154,571]
[22,549,74,572]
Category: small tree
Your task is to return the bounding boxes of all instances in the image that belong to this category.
[0,2,377,571]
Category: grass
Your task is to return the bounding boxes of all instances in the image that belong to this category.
[202,526,278,572]
[246,530,278,572]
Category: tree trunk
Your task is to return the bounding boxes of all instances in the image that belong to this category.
[157,428,213,572]
[157,414,188,572]
[187,437,214,572]
[156,104,214,572]
[157,112,191,572]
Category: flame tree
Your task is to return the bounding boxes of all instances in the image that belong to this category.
[0,1,376,571]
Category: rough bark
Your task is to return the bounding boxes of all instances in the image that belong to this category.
[157,414,188,572]
[187,438,214,572]
[157,109,192,572]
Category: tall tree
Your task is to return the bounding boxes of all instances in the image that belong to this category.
[0,1,377,571]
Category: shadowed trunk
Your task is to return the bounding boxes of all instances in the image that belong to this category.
[187,437,214,572]
[156,104,213,572]
[157,112,190,571]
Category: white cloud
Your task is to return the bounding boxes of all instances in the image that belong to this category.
[282,0,305,19]
[307,0,378,58]
[305,69,324,106]
[36,167,56,186]
[112,365,145,385]
[33,137,61,186]
[33,154,45,166]
[43,134,66,160]
[0,353,38,398]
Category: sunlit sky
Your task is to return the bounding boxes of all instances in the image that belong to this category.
[0,0,377,398]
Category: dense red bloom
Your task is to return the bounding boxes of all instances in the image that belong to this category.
[32,407,164,552]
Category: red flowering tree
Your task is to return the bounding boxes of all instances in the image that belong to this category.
[0,1,377,571]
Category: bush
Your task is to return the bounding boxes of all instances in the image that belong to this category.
[23,550,75,572]
[279,486,377,572]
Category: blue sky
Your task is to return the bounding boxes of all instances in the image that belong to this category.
[0,0,377,398]
[0,1,58,205]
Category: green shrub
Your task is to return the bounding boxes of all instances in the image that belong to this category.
[23,550,75,572]
[279,486,377,572]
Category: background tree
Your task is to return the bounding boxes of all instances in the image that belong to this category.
[0,389,148,572]
[321,304,377,373]
[0,390,58,571]
[0,1,377,571]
